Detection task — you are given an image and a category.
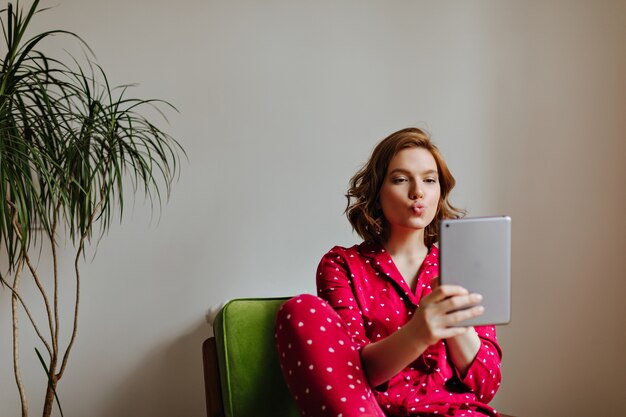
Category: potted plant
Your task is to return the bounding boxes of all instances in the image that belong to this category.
[0,1,184,415]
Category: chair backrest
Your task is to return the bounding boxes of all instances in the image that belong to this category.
[213,297,300,417]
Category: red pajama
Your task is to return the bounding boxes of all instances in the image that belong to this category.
[275,242,503,417]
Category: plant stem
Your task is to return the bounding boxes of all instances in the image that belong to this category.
[51,203,61,359]
[44,208,61,417]
[0,273,52,356]
[58,195,103,379]
[12,258,29,417]
[42,367,58,417]
[6,204,53,355]
[23,254,55,355]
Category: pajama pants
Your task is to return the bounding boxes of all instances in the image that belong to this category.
[275,294,496,417]
[275,294,385,417]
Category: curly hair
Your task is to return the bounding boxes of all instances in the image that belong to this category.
[345,127,465,247]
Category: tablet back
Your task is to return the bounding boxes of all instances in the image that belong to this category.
[440,216,511,326]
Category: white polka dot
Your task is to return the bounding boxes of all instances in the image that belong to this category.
[309,364,314,370]
[298,322,304,327]
[326,367,333,372]
[310,308,316,313]
[307,340,313,345]
[329,347,335,353]
[340,397,347,402]
[326,385,332,390]
[320,326,326,331]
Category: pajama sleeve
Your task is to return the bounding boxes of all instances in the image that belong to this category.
[451,325,502,403]
[316,247,370,349]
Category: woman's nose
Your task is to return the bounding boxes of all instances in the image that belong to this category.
[410,183,424,200]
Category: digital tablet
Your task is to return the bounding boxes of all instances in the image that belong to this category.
[439,216,511,326]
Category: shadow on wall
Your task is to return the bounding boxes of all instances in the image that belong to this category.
[98,319,211,417]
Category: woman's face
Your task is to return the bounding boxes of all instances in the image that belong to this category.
[378,147,441,237]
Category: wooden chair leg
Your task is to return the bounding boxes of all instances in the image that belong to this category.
[203,338,224,417]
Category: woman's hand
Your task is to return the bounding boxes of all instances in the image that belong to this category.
[361,283,484,387]
[407,284,484,347]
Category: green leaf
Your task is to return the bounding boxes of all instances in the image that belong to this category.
[1,0,184,267]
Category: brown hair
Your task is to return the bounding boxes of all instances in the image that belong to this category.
[345,127,465,247]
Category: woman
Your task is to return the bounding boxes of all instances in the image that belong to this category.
[275,127,502,417]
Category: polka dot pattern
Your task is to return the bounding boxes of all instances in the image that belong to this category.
[275,242,503,417]
[276,295,386,417]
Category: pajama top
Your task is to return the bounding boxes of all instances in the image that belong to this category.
[316,241,502,415]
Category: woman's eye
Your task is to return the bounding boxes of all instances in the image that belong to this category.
[392,177,407,184]
[424,178,438,184]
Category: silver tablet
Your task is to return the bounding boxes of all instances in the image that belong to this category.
[439,216,511,326]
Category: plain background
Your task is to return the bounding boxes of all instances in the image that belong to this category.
[1,1,625,416]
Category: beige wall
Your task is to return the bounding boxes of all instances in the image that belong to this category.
[1,1,625,416]
[488,2,626,416]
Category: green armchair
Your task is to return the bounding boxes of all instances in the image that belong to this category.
[204,297,298,417]
[202,297,516,417]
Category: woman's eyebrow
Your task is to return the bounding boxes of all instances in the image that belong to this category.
[388,168,410,175]
[388,168,438,175]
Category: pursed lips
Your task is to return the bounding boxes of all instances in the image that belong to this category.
[410,203,425,214]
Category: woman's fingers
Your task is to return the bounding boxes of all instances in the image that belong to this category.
[414,286,484,344]
[437,292,482,314]
[443,305,485,327]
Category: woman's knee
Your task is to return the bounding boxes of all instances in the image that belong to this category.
[277,294,332,323]
[275,294,343,347]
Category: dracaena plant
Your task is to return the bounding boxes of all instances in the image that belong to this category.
[0,1,184,416]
